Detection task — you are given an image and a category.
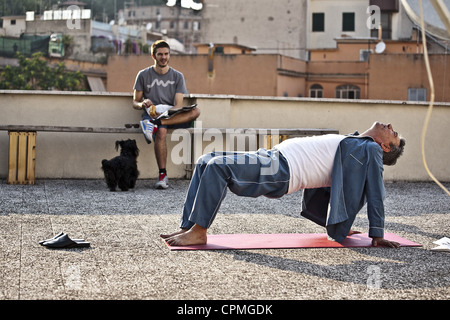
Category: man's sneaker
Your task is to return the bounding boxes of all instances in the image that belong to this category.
[155,173,169,189]
[140,120,158,144]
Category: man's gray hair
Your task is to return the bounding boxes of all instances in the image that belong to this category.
[383,138,406,166]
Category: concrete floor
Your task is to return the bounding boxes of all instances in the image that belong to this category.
[0,179,449,302]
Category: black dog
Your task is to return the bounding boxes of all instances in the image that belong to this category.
[101,139,139,191]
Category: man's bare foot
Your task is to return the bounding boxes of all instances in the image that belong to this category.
[165,225,207,246]
[160,228,188,239]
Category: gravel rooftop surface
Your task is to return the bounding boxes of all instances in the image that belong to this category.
[0,179,449,304]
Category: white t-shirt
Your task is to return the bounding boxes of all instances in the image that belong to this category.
[274,134,345,193]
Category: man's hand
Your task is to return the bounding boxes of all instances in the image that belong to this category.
[371,237,400,248]
[142,99,153,109]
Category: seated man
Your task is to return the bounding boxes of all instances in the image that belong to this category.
[161,122,406,248]
[133,40,200,189]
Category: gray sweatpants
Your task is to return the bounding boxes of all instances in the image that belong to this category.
[180,148,291,229]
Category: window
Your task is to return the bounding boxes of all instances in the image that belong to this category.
[11,19,16,25]
[312,13,325,32]
[370,12,392,39]
[342,12,355,31]
[309,84,323,98]
[193,21,200,31]
[336,85,360,99]
[408,88,427,101]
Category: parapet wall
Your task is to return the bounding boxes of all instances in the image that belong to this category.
[1,90,449,182]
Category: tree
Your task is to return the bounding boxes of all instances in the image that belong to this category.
[62,34,74,57]
[0,52,86,91]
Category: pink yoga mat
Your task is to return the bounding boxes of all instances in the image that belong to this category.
[164,232,421,251]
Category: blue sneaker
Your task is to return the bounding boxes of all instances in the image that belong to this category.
[140,120,158,144]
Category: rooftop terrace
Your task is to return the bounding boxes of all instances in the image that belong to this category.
[0,179,449,302]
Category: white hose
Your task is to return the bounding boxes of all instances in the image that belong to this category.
[419,0,450,196]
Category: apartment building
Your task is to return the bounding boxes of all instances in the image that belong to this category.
[121,3,202,53]
[199,0,308,59]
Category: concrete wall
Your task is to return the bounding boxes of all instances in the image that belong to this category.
[369,54,450,102]
[106,54,308,97]
[106,50,450,103]
[1,90,449,182]
[201,0,308,59]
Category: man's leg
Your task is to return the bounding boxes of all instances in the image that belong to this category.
[163,153,239,246]
[154,127,168,172]
[162,149,290,246]
[159,107,200,126]
[153,108,200,189]
[160,152,216,239]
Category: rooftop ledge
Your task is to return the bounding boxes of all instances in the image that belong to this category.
[1,90,449,107]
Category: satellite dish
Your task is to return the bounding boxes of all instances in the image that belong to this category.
[146,23,152,30]
[375,41,386,54]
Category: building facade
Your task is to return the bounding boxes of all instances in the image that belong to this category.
[121,4,202,53]
[199,0,308,60]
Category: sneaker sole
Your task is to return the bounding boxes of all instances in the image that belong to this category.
[155,183,169,189]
